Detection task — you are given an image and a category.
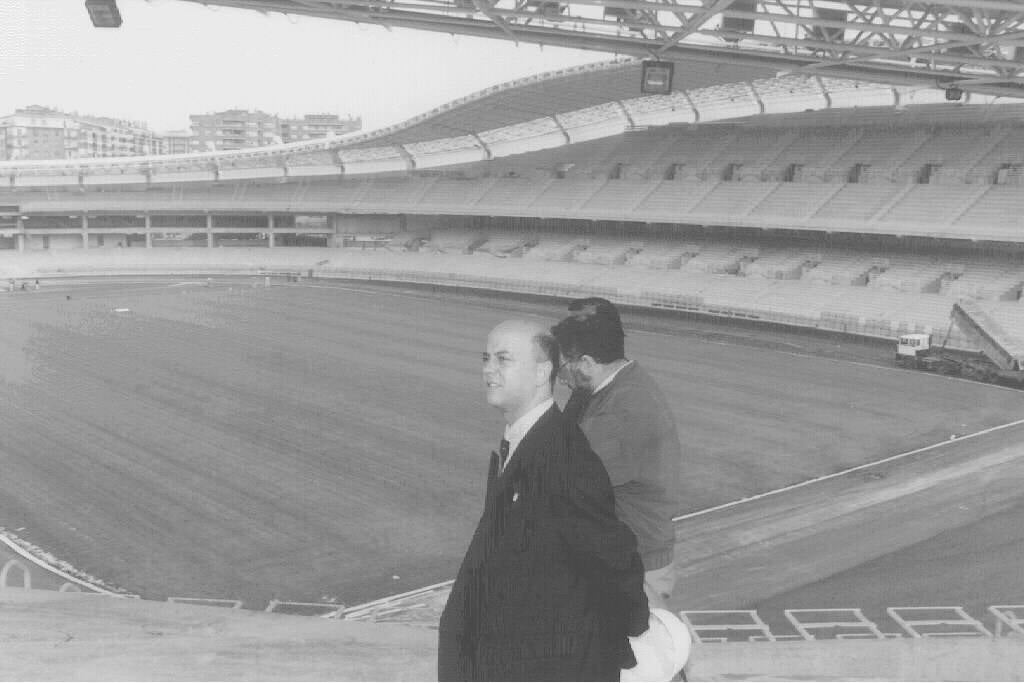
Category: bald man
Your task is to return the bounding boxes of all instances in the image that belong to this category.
[438,320,649,682]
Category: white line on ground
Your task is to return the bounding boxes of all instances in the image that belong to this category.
[672,415,1024,522]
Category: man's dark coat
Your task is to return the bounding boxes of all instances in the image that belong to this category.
[438,405,649,681]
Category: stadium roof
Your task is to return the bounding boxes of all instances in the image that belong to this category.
[177,0,1024,99]
[344,58,778,147]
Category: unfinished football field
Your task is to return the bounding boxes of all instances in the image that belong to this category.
[1,277,1022,612]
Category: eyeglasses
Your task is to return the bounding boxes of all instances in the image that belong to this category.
[558,356,581,374]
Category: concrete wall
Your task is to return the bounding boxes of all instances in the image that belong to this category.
[690,637,1024,681]
[333,214,404,237]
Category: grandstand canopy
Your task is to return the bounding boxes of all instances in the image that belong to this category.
[345,59,779,147]
[177,0,1024,99]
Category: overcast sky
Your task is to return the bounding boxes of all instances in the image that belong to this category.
[1,0,611,133]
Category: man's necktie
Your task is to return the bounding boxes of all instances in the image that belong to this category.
[499,438,510,472]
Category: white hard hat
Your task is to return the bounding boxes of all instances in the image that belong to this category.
[620,608,693,682]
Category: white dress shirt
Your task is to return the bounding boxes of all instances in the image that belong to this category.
[501,398,554,472]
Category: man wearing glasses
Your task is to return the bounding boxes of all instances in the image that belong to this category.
[552,299,682,609]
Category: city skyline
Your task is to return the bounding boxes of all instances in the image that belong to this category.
[0,104,368,160]
[2,0,608,135]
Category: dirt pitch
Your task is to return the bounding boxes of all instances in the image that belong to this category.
[1,277,1023,607]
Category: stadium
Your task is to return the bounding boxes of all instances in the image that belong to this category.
[2,0,1024,679]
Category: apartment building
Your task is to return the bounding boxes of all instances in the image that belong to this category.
[0,106,161,160]
[189,109,361,151]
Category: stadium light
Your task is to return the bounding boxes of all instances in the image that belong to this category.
[641,61,674,95]
[85,0,122,28]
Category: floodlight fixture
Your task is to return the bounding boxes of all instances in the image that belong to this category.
[641,61,674,95]
[85,0,122,28]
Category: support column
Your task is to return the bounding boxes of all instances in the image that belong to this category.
[15,217,24,252]
[144,214,153,248]
[329,214,343,248]
[81,215,89,249]
[267,214,275,248]
[206,214,214,248]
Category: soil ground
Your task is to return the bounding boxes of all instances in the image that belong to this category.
[1,276,1021,611]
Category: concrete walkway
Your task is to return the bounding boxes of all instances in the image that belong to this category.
[0,590,436,681]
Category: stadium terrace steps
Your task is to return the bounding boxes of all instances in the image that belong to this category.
[966,127,1024,182]
[417,178,493,208]
[879,184,980,227]
[772,128,861,179]
[294,180,372,207]
[747,182,831,220]
[742,250,820,280]
[812,184,903,222]
[358,177,435,210]
[522,235,586,261]
[650,129,738,179]
[701,130,795,180]
[626,242,689,269]
[606,132,681,179]
[473,178,551,210]
[528,178,606,214]
[580,179,655,214]
[573,238,633,265]
[681,244,759,275]
[955,186,1024,229]
[894,127,995,179]
[941,263,1024,301]
[635,180,712,219]
[867,258,953,294]
[690,182,778,217]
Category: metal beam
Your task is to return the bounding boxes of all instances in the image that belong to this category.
[171,0,1024,98]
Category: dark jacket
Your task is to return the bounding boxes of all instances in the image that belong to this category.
[438,405,648,681]
[568,361,682,570]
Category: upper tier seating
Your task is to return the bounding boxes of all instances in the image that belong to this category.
[812,184,902,222]
[955,186,1024,236]
[418,178,491,209]
[579,180,652,214]
[893,127,998,183]
[881,184,980,226]
[750,183,833,220]
[828,127,930,182]
[964,127,1024,183]
[530,179,605,213]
